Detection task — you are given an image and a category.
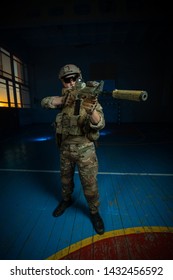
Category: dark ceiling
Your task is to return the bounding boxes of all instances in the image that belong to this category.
[0,0,173,48]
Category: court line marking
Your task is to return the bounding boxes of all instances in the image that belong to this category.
[46,226,173,260]
[0,168,173,176]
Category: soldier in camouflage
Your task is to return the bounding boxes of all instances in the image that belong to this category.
[41,64,105,235]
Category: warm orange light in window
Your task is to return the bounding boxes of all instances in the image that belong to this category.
[1,46,30,108]
[0,102,8,107]
[0,93,8,107]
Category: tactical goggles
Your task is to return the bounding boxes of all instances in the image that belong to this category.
[63,75,78,83]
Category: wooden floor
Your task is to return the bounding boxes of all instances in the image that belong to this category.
[0,122,173,260]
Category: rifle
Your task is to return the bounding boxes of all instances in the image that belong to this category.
[63,79,148,115]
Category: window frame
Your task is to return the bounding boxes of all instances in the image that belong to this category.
[0,47,31,108]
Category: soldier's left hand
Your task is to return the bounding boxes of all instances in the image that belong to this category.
[82,97,98,115]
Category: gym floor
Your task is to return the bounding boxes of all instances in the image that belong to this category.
[0,122,173,260]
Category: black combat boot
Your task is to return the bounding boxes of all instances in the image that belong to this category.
[90,212,105,235]
[53,199,73,217]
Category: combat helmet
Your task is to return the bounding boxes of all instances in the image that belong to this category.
[58,64,81,79]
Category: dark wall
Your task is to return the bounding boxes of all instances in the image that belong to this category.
[25,40,173,125]
[0,108,20,139]
[1,39,173,131]
[1,36,173,130]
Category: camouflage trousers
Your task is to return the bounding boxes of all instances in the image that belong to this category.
[59,142,100,214]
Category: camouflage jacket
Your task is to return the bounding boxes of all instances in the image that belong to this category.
[41,92,105,143]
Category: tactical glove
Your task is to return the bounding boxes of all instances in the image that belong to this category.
[82,97,98,115]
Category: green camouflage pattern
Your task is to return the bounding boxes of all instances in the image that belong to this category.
[41,96,58,109]
[60,142,100,214]
[41,85,105,214]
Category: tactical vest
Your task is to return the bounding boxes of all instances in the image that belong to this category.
[55,104,99,141]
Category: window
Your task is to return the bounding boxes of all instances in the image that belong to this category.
[0,47,31,108]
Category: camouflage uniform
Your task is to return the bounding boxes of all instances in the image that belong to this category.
[41,93,105,214]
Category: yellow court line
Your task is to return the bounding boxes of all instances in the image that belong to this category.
[46,226,173,260]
